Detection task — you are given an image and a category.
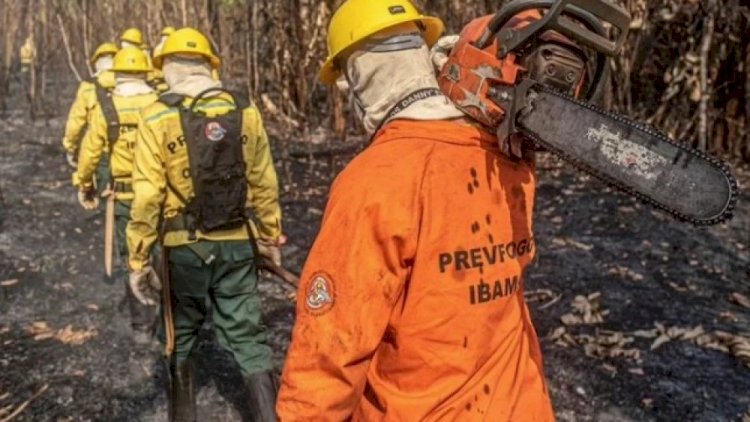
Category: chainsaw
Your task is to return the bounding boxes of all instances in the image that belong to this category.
[437,0,738,225]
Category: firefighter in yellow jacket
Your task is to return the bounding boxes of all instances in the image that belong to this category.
[61,42,118,167]
[19,35,36,73]
[72,47,158,342]
[126,28,282,421]
[149,26,175,93]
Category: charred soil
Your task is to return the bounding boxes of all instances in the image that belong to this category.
[0,106,748,421]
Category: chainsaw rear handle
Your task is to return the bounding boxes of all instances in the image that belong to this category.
[476,0,630,57]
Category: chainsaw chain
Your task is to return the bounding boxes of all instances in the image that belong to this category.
[520,84,740,226]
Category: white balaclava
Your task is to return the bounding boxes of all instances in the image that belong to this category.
[154,36,168,57]
[94,56,114,76]
[114,72,154,96]
[121,40,139,49]
[162,56,222,98]
[341,23,464,134]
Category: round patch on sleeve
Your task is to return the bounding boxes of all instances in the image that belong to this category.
[304,272,335,315]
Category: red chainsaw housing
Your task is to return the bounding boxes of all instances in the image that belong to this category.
[438,13,543,128]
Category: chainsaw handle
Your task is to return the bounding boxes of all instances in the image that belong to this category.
[476,0,629,57]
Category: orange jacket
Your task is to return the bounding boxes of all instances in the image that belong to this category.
[277,120,553,421]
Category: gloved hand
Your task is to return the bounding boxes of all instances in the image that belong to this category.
[429,35,460,72]
[257,237,283,267]
[129,265,162,306]
[77,187,99,210]
[65,151,78,168]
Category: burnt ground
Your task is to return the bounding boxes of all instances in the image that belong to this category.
[0,90,749,421]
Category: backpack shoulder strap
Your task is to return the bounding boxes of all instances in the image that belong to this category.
[159,93,185,108]
[229,90,251,110]
[94,83,120,144]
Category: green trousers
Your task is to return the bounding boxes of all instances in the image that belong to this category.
[116,200,154,329]
[166,240,272,376]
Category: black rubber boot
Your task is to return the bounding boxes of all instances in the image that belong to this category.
[243,371,278,422]
[168,360,196,422]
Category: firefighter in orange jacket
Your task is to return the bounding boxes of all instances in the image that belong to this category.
[276,0,554,420]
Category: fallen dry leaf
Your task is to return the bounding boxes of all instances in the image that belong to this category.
[562,293,609,325]
[632,328,658,338]
[56,325,97,345]
[552,238,567,247]
[525,289,562,309]
[629,367,645,376]
[681,326,705,341]
[567,239,593,251]
[575,330,641,362]
[1,404,14,417]
[548,326,578,348]
[651,334,673,350]
[601,363,617,376]
[719,311,738,322]
[608,265,644,282]
[25,322,97,346]
[525,289,555,303]
[668,282,689,292]
[26,321,54,341]
[52,282,74,292]
[549,326,567,341]
[729,292,750,309]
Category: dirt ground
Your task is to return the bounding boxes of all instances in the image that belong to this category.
[0,88,749,421]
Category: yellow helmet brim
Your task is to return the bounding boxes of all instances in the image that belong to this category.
[318,15,444,85]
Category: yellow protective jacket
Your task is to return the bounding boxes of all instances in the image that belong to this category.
[276,120,552,421]
[126,94,282,271]
[147,69,169,93]
[72,90,159,200]
[61,72,116,154]
[20,38,36,65]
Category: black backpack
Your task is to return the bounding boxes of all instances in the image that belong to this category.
[160,88,251,236]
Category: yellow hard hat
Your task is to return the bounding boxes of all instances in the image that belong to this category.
[153,27,220,70]
[111,46,152,73]
[161,26,176,36]
[319,0,444,84]
[90,42,118,65]
[120,28,144,45]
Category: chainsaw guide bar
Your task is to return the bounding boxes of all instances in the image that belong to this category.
[515,84,739,226]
